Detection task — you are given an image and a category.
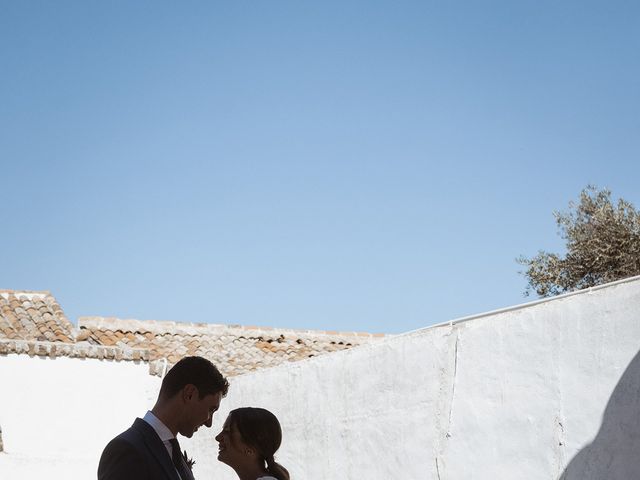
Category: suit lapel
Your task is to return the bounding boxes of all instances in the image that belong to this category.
[132,418,181,480]
[177,454,195,480]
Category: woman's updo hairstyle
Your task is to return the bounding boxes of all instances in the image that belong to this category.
[228,407,290,480]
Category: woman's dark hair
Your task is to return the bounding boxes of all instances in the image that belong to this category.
[159,356,229,399]
[229,407,290,480]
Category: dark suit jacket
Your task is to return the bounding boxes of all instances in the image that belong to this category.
[98,418,194,480]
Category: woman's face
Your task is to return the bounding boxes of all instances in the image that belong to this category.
[215,416,251,468]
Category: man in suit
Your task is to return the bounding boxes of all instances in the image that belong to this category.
[98,356,229,480]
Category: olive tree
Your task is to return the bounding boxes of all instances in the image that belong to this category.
[518,186,640,297]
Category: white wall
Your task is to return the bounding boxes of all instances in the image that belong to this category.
[0,355,160,479]
[1,277,639,480]
[184,277,640,480]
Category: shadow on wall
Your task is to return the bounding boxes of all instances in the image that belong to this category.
[560,350,640,479]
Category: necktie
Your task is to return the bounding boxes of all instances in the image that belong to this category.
[169,438,191,480]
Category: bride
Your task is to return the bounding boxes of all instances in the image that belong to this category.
[215,407,290,480]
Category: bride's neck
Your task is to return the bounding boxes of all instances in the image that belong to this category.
[234,462,268,480]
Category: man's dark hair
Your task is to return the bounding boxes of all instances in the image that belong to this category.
[159,356,229,399]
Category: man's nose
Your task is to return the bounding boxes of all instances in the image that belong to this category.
[204,415,213,428]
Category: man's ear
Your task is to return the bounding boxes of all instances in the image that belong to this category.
[182,384,199,402]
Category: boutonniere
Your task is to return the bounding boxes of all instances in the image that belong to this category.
[182,450,196,470]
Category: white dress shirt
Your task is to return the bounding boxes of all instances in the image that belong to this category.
[142,410,185,479]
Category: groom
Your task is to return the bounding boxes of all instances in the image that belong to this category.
[98,356,229,480]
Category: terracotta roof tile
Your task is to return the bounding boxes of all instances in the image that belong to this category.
[0,290,75,343]
[78,316,385,377]
[0,289,386,376]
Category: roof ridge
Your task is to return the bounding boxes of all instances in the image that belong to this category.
[78,316,385,337]
[0,289,52,297]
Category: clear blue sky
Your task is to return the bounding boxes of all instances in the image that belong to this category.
[1,1,638,333]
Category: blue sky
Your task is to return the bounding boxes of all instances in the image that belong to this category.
[1,1,638,333]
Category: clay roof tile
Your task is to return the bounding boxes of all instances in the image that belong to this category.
[0,290,386,377]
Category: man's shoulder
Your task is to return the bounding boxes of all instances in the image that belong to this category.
[98,421,152,479]
[104,419,150,452]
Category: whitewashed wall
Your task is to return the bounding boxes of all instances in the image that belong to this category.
[184,277,640,480]
[1,277,639,480]
[0,356,160,479]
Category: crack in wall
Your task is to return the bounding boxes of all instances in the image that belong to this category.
[552,312,567,478]
[446,331,460,436]
[554,416,567,479]
[434,326,460,479]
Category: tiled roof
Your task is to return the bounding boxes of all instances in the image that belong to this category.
[0,290,385,376]
[0,338,149,362]
[78,317,385,376]
[0,290,149,362]
[0,290,75,342]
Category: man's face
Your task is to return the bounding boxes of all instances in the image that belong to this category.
[179,387,223,438]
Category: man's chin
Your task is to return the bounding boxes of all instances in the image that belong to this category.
[180,424,202,438]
